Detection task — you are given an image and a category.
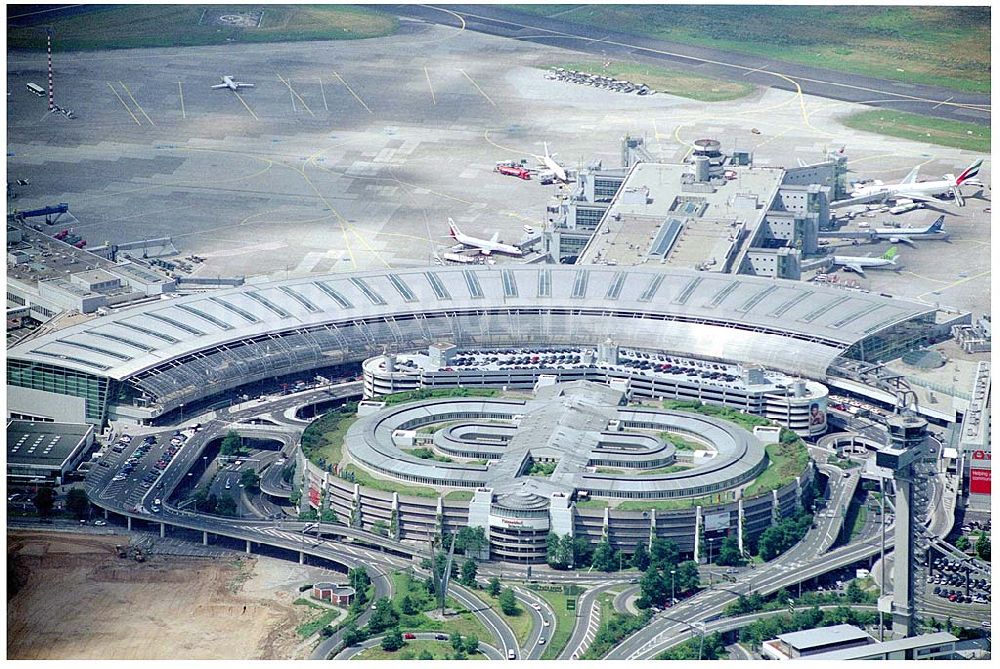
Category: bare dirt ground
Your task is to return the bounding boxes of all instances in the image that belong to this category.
[6,531,333,659]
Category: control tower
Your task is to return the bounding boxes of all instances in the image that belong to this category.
[876,414,929,637]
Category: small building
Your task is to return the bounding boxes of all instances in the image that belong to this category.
[807,632,957,660]
[6,420,95,485]
[311,582,356,606]
[761,624,874,660]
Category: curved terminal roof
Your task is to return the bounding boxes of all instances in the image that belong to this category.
[9,266,934,401]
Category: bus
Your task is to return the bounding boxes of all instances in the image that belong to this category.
[26,82,44,97]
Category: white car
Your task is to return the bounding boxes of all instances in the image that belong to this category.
[94,520,107,526]
[531,603,541,611]
[542,619,550,626]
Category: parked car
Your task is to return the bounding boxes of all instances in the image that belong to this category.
[403,633,416,640]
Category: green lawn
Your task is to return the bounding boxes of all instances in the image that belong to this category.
[661,432,710,451]
[353,638,475,660]
[742,437,810,498]
[530,587,579,660]
[841,110,990,153]
[403,447,454,463]
[542,61,753,102]
[382,388,499,405]
[481,587,534,646]
[389,572,495,644]
[8,5,398,51]
[511,5,990,93]
[444,490,475,502]
[574,498,609,509]
[340,465,440,499]
[300,405,359,470]
[846,497,869,542]
[295,606,340,638]
[616,492,736,512]
[596,464,690,476]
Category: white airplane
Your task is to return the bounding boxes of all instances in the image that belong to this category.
[211,76,255,91]
[872,216,948,246]
[448,219,523,256]
[830,246,900,277]
[534,142,569,183]
[846,159,983,207]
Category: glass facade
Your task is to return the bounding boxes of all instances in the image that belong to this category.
[841,314,935,364]
[7,358,110,423]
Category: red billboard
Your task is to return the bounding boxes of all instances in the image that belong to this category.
[970,468,991,495]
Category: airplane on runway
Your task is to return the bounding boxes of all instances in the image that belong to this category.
[212,76,255,91]
[830,246,900,277]
[844,159,983,207]
[448,219,523,256]
[872,216,948,246]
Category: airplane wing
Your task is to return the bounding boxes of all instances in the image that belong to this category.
[900,166,920,185]
[235,83,255,88]
[489,232,499,244]
[211,84,228,89]
[888,236,916,247]
[893,191,941,204]
[843,264,866,277]
[830,191,889,208]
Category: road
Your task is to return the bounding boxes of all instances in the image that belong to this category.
[385,4,990,124]
[511,585,555,659]
[333,631,503,660]
[559,582,619,659]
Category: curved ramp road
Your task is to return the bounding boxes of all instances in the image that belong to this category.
[334,631,504,660]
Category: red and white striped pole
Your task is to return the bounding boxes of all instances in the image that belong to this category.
[47,29,54,111]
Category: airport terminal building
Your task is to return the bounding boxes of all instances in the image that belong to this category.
[7,266,936,427]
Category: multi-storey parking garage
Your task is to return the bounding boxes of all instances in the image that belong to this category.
[7,266,935,426]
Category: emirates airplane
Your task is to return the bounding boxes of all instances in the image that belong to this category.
[846,159,983,207]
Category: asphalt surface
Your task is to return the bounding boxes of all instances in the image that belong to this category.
[385,4,990,125]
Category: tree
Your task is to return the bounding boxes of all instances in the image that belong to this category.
[298,507,318,521]
[349,567,370,605]
[956,535,971,551]
[33,487,55,518]
[463,634,479,654]
[220,430,243,456]
[637,568,668,609]
[320,507,338,523]
[631,542,651,571]
[342,622,365,646]
[281,463,296,484]
[546,532,564,568]
[499,587,519,615]
[487,576,502,598]
[215,495,237,516]
[368,598,399,633]
[675,560,700,593]
[649,537,680,570]
[976,531,991,561]
[846,579,865,603]
[450,632,464,651]
[239,468,260,490]
[460,558,478,587]
[381,627,404,652]
[591,539,617,571]
[455,526,487,556]
[66,488,89,519]
[400,594,418,615]
[716,535,745,567]
[571,536,594,568]
[371,519,389,536]
[417,650,434,660]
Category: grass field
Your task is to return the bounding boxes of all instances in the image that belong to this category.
[481,587,534,646]
[543,61,753,102]
[340,465,439,498]
[390,572,495,644]
[444,490,475,502]
[841,110,991,153]
[530,587,578,660]
[616,491,736,512]
[8,5,397,51]
[300,408,358,470]
[354,638,473,660]
[513,5,990,93]
[596,464,690,476]
[742,438,810,498]
[661,432,710,452]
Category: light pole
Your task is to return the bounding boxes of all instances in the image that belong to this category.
[670,569,676,605]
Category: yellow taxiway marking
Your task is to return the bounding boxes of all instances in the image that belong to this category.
[177,81,186,119]
[318,77,329,111]
[276,73,314,116]
[424,66,436,104]
[119,81,155,127]
[332,70,373,114]
[459,68,496,106]
[916,270,991,300]
[107,81,141,126]
[232,90,260,121]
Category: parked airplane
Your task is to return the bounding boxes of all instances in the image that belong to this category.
[534,143,569,183]
[846,159,983,207]
[830,246,900,277]
[448,219,523,256]
[872,216,948,246]
[212,76,255,91]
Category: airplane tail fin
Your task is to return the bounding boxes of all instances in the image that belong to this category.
[930,216,945,232]
[882,246,899,261]
[448,218,460,239]
[955,159,983,186]
[900,165,920,185]
[543,142,550,159]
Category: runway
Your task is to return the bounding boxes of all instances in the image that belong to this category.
[387,4,990,125]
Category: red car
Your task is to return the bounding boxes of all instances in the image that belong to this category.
[403,633,416,640]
